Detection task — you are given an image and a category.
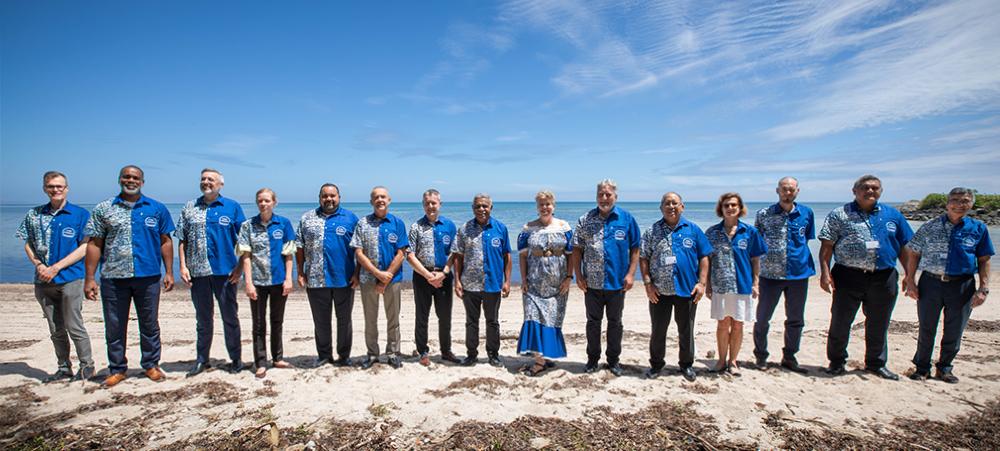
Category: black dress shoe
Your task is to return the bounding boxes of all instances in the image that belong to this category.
[440,351,461,363]
[313,357,333,368]
[360,356,376,370]
[459,356,478,366]
[72,366,96,382]
[935,369,959,384]
[332,357,352,367]
[227,361,245,374]
[754,356,768,370]
[43,369,74,383]
[680,367,697,382]
[909,369,930,381]
[186,362,210,378]
[825,364,846,376]
[780,359,809,374]
[608,363,624,377]
[388,356,402,369]
[644,368,661,380]
[584,362,599,374]
[488,355,504,368]
[866,367,899,381]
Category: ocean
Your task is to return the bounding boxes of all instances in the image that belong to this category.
[3,201,996,283]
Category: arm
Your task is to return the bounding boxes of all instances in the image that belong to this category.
[501,252,512,298]
[572,248,586,291]
[519,251,529,293]
[692,256,709,304]
[640,258,658,303]
[354,247,382,283]
[240,253,257,300]
[973,256,990,308]
[296,248,307,287]
[903,248,920,300]
[160,235,174,292]
[24,243,49,282]
[385,249,406,281]
[452,254,464,299]
[751,256,760,299]
[623,247,640,291]
[43,240,89,283]
[178,240,191,286]
[819,240,835,293]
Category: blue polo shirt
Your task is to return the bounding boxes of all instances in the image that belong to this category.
[237,214,297,286]
[85,194,176,279]
[453,217,511,293]
[705,221,768,295]
[296,207,359,288]
[819,201,914,272]
[573,206,642,291]
[350,213,410,284]
[755,203,816,280]
[641,217,713,297]
[15,202,91,284]
[176,195,246,277]
[907,215,994,276]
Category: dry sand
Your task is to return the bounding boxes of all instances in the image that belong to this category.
[1,273,999,449]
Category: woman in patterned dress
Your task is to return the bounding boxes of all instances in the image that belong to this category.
[237,188,297,378]
[516,190,573,376]
[706,192,767,375]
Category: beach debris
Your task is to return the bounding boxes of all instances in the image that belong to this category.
[530,436,551,449]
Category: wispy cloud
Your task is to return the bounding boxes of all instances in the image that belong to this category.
[416,21,514,91]
[181,134,278,169]
[496,131,528,142]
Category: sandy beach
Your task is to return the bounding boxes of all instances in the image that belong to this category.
[2,273,999,449]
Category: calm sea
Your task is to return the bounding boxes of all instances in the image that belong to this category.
[2,201,996,283]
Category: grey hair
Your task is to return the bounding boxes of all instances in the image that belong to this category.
[370,185,389,196]
[43,171,67,185]
[472,193,493,205]
[201,168,224,184]
[535,190,555,203]
[661,191,683,203]
[777,176,799,187]
[422,188,441,200]
[853,174,881,190]
[596,179,617,192]
[948,187,976,204]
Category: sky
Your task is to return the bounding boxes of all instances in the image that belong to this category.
[2,0,999,205]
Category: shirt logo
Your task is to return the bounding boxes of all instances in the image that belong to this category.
[963,237,976,248]
[145,217,158,228]
[491,237,502,248]
[388,233,398,244]
[441,235,451,245]
[737,239,748,250]
[219,216,232,226]
[614,229,626,240]
[798,227,806,237]
[885,221,897,233]
[682,238,694,248]
[335,226,347,236]
[62,227,76,238]
[272,230,284,240]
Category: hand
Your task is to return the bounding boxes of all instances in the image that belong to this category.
[245,282,258,301]
[904,278,919,300]
[350,274,360,289]
[521,281,529,294]
[84,279,100,301]
[162,273,175,292]
[623,273,635,292]
[376,283,386,295]
[282,279,293,296]
[691,282,706,304]
[38,264,59,282]
[298,274,307,288]
[376,270,393,285]
[972,291,988,308]
[820,272,834,294]
[227,267,242,285]
[428,272,445,289]
[180,266,192,286]
[645,284,659,303]
[751,283,759,299]
[501,281,510,298]
[576,277,587,292]
[559,278,570,296]
[454,280,464,299]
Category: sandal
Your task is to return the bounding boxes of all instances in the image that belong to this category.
[255,367,267,378]
[273,360,292,369]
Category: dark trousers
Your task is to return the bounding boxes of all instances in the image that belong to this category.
[306,287,354,361]
[190,275,241,364]
[584,288,625,365]
[827,265,898,369]
[100,275,161,374]
[414,272,454,355]
[913,273,975,373]
[753,277,808,361]
[250,284,288,368]
[463,291,501,358]
[649,295,696,370]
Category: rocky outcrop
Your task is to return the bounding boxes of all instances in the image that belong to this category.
[897,200,1000,226]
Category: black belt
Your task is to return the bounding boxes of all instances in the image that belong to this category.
[922,272,973,283]
[836,264,894,274]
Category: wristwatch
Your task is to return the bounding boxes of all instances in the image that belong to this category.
[979,288,990,295]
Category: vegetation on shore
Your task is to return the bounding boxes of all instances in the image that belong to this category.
[918,192,1000,210]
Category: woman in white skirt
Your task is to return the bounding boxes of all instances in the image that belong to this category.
[705,192,767,375]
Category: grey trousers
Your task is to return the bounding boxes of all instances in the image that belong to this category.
[35,279,94,371]
[361,282,402,357]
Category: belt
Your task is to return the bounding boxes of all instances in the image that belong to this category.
[922,272,972,283]
[530,249,565,257]
[836,264,893,274]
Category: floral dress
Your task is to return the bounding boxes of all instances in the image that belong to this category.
[516,219,573,358]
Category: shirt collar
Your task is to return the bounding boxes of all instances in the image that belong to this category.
[368,213,392,223]
[315,206,342,218]
[660,216,689,231]
[474,217,494,229]
[253,214,276,226]
[196,195,225,207]
[940,214,968,228]
[770,202,799,216]
[716,219,748,233]
[113,194,150,207]
[422,215,444,226]
[41,202,73,215]
[849,200,881,215]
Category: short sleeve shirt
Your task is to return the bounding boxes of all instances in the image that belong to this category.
[572,206,641,291]
[15,202,90,284]
[237,214,297,286]
[906,216,994,276]
[85,195,175,279]
[407,215,456,270]
[452,217,511,293]
[818,201,913,271]
[349,213,410,285]
[175,195,246,277]
[705,221,768,295]
[755,203,815,280]
[295,207,358,288]
[640,217,713,297]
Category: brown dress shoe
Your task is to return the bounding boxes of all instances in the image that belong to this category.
[273,360,292,369]
[419,354,431,367]
[103,372,127,388]
[145,367,166,382]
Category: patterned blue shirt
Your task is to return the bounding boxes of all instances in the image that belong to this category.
[573,206,641,291]
[295,207,358,288]
[819,201,913,271]
[755,203,816,280]
[407,215,456,271]
[640,217,713,297]
[906,215,994,276]
[15,202,90,284]
[237,214,297,286]
[85,195,175,279]
[176,195,246,277]
[452,217,511,293]
[705,221,768,295]
[349,213,410,285]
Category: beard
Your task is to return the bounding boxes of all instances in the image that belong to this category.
[122,186,141,195]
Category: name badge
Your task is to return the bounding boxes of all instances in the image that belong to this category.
[661,256,677,265]
[865,240,880,250]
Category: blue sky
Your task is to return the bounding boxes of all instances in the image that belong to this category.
[2,0,998,205]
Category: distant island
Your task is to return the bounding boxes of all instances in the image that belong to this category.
[897,193,1000,226]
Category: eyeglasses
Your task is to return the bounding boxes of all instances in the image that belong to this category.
[45,185,67,191]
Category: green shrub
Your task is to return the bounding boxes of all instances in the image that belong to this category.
[919,192,999,210]
[976,194,1000,210]
[919,193,947,209]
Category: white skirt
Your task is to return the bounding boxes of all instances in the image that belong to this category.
[710,293,754,322]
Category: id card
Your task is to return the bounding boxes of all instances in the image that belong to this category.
[864,240,880,250]
[661,255,677,265]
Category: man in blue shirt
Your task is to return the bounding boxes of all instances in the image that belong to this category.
[640,192,712,381]
[15,171,95,382]
[819,174,913,380]
[351,186,410,370]
[572,179,641,376]
[176,168,247,377]
[752,177,816,373]
[452,193,512,367]
[406,189,460,366]
[903,187,993,383]
[84,165,175,388]
[296,183,360,367]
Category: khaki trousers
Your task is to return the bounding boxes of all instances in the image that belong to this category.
[361,282,402,357]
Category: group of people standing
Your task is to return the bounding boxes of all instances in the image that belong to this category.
[17,167,993,389]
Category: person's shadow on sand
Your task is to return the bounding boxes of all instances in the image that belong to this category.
[0,361,50,381]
